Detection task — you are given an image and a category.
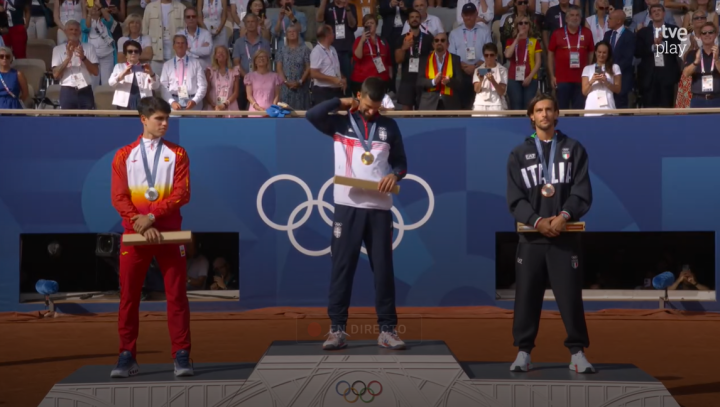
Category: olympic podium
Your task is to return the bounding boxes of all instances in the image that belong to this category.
[39,340,679,407]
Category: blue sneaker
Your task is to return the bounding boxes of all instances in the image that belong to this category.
[110,351,139,378]
[174,349,194,377]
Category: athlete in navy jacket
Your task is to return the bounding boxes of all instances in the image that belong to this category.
[506,93,595,374]
[306,77,408,351]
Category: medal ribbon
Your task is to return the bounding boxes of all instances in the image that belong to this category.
[348,112,377,155]
[533,133,557,187]
[140,138,164,191]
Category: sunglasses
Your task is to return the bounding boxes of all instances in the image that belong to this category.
[434,38,446,43]
[484,53,496,57]
[693,16,707,20]
[0,54,11,59]
[126,49,140,54]
[701,31,715,35]
[597,6,608,10]
[516,1,527,4]
[517,21,529,25]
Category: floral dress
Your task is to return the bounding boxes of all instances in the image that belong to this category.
[276,43,311,110]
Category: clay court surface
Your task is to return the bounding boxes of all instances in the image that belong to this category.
[1,307,719,407]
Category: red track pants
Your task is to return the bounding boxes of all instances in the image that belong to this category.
[118,236,191,359]
[2,25,28,59]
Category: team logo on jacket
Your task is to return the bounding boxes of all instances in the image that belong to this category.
[525,153,536,160]
[180,245,186,257]
[378,127,387,141]
[562,148,571,160]
[164,157,170,162]
[571,255,578,269]
[333,222,342,238]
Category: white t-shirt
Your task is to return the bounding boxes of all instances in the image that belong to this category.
[187,255,209,279]
[382,94,394,110]
[582,63,621,116]
[401,14,444,36]
[88,19,115,58]
[117,35,152,54]
[472,64,508,108]
[51,43,100,88]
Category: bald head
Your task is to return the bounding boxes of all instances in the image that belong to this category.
[608,9,626,30]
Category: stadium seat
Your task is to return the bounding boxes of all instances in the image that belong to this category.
[40,84,62,109]
[11,59,49,98]
[48,26,59,43]
[93,86,116,110]
[27,39,56,72]
[24,84,35,109]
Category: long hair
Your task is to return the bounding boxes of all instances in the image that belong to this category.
[211,45,232,71]
[593,40,615,77]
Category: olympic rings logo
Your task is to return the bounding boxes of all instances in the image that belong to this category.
[257,174,435,256]
[335,380,383,403]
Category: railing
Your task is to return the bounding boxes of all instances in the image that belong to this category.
[3,107,720,116]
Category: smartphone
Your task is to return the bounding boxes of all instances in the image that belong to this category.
[364,25,370,32]
[476,68,489,76]
[594,65,602,74]
[285,4,291,11]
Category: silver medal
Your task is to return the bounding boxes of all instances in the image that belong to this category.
[145,187,159,202]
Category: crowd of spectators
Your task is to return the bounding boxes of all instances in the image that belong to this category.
[1,0,720,113]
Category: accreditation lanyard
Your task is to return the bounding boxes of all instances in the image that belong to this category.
[463,27,477,48]
[701,51,715,74]
[185,28,200,49]
[348,112,377,155]
[533,133,557,185]
[515,39,529,65]
[564,27,581,51]
[410,33,422,57]
[366,38,381,57]
[0,72,17,99]
[140,138,163,190]
[557,10,564,28]
[174,56,188,87]
[332,6,345,24]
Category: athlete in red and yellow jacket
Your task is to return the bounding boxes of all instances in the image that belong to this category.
[109,96,194,378]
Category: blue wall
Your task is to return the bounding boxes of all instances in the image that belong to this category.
[1,115,719,313]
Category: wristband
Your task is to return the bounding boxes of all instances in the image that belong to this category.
[560,211,570,221]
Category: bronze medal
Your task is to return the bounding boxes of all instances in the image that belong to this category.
[541,184,555,198]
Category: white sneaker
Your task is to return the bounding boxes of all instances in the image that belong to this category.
[378,331,406,350]
[510,351,532,372]
[569,351,595,373]
[322,330,348,350]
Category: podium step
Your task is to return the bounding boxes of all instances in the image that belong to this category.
[40,341,680,407]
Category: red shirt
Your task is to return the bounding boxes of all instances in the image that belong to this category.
[350,36,392,83]
[548,26,594,83]
[506,38,541,81]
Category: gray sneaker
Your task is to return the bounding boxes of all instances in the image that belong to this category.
[110,351,139,378]
[173,349,194,377]
[510,351,532,372]
[322,330,348,350]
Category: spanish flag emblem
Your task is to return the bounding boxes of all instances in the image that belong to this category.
[164,157,170,162]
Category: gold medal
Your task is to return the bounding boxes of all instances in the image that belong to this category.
[541,184,555,198]
[361,151,374,165]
